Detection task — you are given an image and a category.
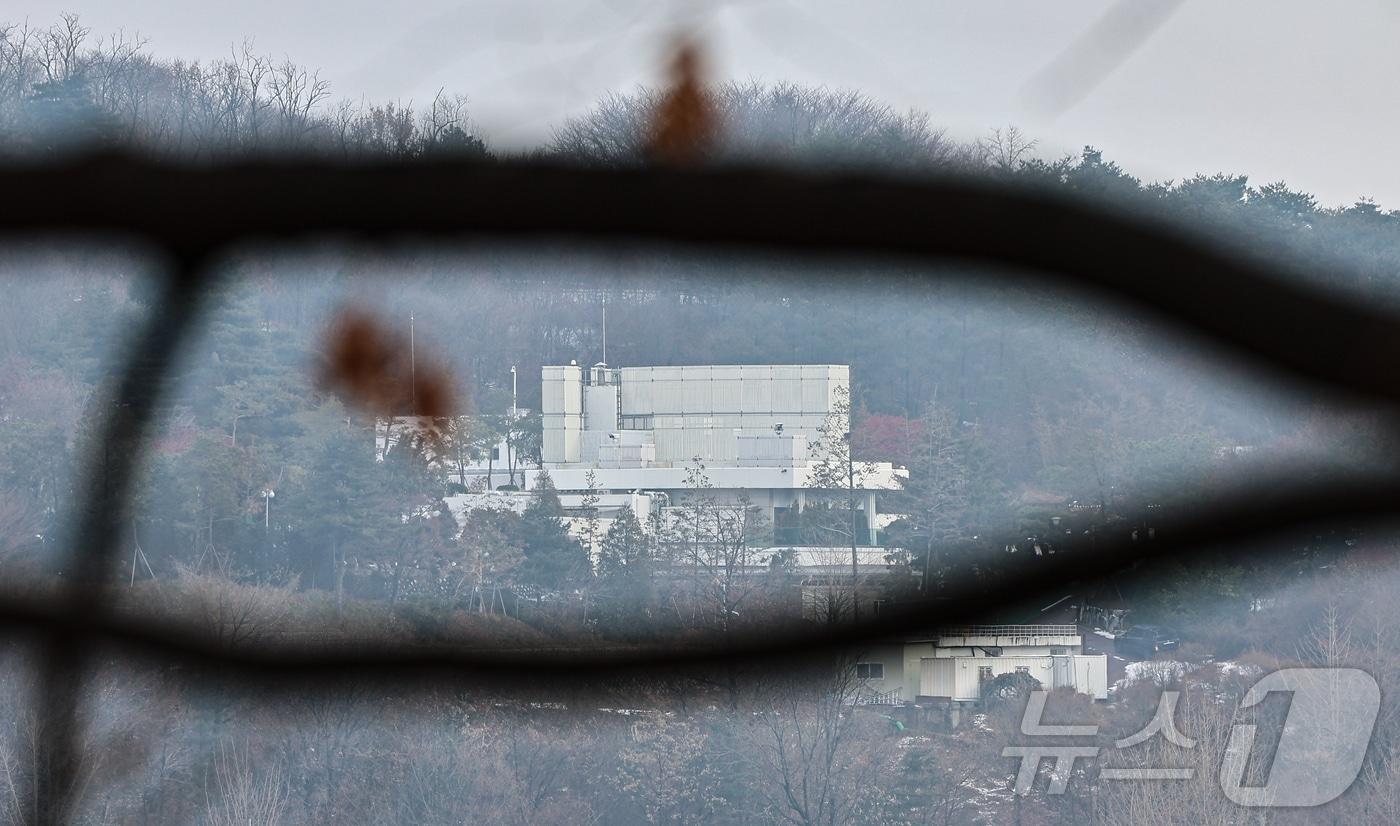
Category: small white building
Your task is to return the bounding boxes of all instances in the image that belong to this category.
[852,625,1109,705]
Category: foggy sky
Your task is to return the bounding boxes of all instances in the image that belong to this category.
[16,0,1400,207]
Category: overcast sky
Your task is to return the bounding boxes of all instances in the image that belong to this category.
[16,1,1400,206]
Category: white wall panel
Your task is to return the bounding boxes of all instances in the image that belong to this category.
[921,658,956,698]
[653,382,683,414]
[740,378,772,412]
[773,379,802,411]
[554,363,850,466]
[712,379,741,410]
[683,378,712,412]
[622,379,652,414]
[583,384,618,432]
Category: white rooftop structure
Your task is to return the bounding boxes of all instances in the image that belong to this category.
[543,363,849,468]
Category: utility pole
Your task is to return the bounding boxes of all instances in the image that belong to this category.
[509,365,518,488]
[844,430,858,623]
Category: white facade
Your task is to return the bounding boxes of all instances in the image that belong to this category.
[612,364,848,466]
[854,625,1109,705]
[534,361,899,548]
[542,364,585,464]
[542,363,849,468]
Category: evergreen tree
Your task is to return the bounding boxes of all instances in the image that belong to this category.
[20,75,118,154]
[893,402,969,591]
[597,505,657,629]
[515,471,589,589]
[282,424,394,612]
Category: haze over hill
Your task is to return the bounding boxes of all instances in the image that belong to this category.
[17,0,1400,207]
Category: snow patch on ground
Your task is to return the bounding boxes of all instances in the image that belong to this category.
[961,774,1015,811]
[1118,660,1196,688]
[1217,661,1264,679]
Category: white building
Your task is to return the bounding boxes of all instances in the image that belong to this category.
[852,625,1109,705]
[543,362,847,467]
[536,361,903,549]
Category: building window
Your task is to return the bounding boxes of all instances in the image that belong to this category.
[1015,666,1030,675]
[978,666,993,682]
[855,662,884,680]
[1050,647,1068,656]
[490,447,500,461]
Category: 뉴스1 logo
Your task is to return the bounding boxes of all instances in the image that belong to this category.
[1003,667,1381,807]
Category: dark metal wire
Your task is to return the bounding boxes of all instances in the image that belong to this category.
[2,152,1394,823]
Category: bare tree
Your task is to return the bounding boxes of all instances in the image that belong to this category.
[0,23,40,128]
[614,713,722,823]
[742,658,891,826]
[206,740,289,826]
[898,399,969,592]
[551,81,963,168]
[267,57,329,148]
[667,460,770,635]
[35,14,89,85]
[977,126,1038,172]
[805,385,880,621]
[160,565,298,650]
[1096,685,1247,826]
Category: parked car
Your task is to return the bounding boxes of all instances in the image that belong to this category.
[1116,625,1181,659]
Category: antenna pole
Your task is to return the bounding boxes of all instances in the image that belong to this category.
[409,313,417,415]
[602,299,607,365]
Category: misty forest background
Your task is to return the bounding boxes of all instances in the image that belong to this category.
[2,16,1400,825]
[0,14,1385,632]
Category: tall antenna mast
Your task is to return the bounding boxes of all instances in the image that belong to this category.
[409,313,416,415]
[601,298,607,365]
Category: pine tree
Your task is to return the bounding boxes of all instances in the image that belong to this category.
[598,505,657,628]
[598,505,650,579]
[283,424,395,614]
[895,402,969,592]
[515,470,589,589]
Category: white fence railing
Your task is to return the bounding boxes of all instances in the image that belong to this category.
[851,688,902,706]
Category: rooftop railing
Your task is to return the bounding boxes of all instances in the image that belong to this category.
[936,625,1079,638]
